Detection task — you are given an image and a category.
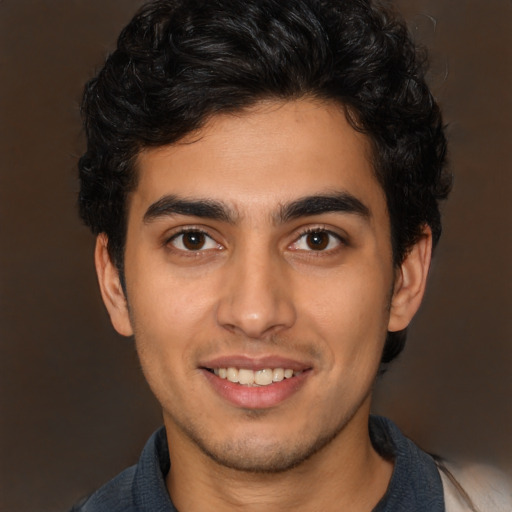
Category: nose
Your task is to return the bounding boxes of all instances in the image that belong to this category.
[216,246,296,339]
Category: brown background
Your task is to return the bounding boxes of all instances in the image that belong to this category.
[1,1,511,511]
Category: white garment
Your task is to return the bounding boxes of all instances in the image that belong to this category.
[441,463,512,512]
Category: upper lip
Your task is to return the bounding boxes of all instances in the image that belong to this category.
[199,355,312,372]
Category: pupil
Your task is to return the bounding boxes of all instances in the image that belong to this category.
[307,232,328,250]
[183,232,205,250]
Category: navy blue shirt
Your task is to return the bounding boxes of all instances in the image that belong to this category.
[71,416,445,511]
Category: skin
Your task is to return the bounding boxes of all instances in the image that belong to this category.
[96,99,432,511]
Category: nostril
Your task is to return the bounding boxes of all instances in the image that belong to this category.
[222,323,237,334]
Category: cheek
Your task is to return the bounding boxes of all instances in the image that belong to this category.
[301,267,391,365]
[126,263,226,387]
[129,275,211,410]
[127,252,218,326]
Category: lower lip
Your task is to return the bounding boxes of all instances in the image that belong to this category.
[202,369,310,409]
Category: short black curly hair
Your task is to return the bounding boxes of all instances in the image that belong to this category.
[78,0,451,363]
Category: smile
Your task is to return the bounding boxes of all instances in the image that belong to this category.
[209,367,303,386]
[202,362,311,409]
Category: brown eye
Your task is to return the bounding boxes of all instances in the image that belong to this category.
[289,229,342,252]
[305,231,329,250]
[182,232,206,250]
[169,230,220,252]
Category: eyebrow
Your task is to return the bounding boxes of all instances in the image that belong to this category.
[143,195,237,223]
[278,192,370,223]
[143,191,370,225]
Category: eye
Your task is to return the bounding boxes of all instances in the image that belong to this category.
[290,230,342,252]
[169,230,221,251]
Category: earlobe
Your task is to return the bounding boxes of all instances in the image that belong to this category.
[94,234,134,337]
[388,227,433,333]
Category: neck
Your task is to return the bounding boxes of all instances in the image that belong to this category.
[165,406,393,512]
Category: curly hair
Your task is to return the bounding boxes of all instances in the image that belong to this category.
[78,0,452,363]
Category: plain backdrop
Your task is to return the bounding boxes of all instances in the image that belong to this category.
[0,1,511,511]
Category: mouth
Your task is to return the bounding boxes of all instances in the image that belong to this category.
[204,367,303,386]
[199,356,312,408]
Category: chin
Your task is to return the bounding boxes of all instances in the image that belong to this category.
[178,419,348,474]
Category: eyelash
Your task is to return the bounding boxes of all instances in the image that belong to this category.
[166,228,221,253]
[165,226,346,255]
[289,227,345,254]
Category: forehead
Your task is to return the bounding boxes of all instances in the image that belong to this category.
[131,99,386,222]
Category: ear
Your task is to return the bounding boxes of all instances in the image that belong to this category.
[388,227,433,333]
[94,233,134,336]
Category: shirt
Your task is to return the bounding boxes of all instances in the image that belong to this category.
[71,415,445,511]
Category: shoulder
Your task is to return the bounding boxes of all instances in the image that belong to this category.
[370,416,445,511]
[70,465,137,512]
[69,427,172,512]
[440,461,512,512]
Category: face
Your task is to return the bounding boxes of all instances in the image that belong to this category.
[98,99,427,473]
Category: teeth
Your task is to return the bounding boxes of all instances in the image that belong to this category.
[226,367,238,383]
[272,368,284,382]
[213,367,300,386]
[238,368,255,385]
[255,368,273,386]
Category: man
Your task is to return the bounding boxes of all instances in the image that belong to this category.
[72,0,508,510]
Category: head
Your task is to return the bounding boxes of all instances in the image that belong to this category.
[79,0,453,477]
[78,0,451,366]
